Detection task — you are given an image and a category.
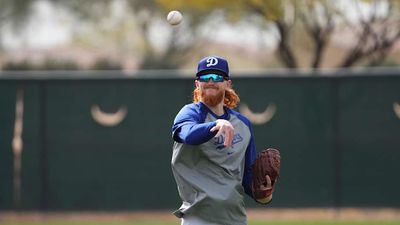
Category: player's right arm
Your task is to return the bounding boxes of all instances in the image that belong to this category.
[172,104,217,145]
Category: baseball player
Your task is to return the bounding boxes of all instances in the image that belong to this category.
[171,56,274,225]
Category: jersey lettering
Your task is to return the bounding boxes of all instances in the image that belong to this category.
[214,133,244,150]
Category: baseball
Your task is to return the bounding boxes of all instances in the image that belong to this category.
[167,10,182,25]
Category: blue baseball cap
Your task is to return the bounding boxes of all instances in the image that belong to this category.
[196,56,229,78]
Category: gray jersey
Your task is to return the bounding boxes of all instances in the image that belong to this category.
[171,102,257,225]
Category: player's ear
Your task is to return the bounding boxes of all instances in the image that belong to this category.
[227,79,232,88]
[195,79,200,88]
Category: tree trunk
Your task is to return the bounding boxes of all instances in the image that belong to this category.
[275,21,297,68]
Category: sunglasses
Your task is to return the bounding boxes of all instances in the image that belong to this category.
[197,74,228,83]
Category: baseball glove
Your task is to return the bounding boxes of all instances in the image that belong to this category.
[252,148,281,204]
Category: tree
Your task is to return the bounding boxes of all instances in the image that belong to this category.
[246,0,400,68]
[338,0,400,67]
[50,0,202,69]
[125,0,196,69]
[0,0,37,50]
[159,0,400,69]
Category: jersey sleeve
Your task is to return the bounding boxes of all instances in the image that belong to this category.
[234,112,257,198]
[172,104,217,145]
[242,132,257,198]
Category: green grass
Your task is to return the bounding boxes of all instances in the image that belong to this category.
[251,222,400,225]
[1,221,400,225]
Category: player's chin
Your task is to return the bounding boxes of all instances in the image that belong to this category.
[202,90,220,98]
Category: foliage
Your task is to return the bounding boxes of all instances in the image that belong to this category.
[49,0,195,70]
[0,0,36,27]
[1,58,125,71]
[157,0,400,69]
[2,59,80,70]
[0,0,37,50]
[92,58,123,70]
[2,0,399,70]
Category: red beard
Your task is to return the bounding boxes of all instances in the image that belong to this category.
[200,86,224,107]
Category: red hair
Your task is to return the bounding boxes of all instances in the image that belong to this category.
[192,87,240,109]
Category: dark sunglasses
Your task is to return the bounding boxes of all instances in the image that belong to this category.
[197,74,228,83]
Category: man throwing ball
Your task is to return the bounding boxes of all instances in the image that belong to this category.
[171,56,281,225]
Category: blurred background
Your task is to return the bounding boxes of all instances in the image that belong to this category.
[0,0,399,71]
[0,0,400,224]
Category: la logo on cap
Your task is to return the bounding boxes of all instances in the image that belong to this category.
[206,57,218,67]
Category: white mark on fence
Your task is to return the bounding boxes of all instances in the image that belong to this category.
[239,103,277,125]
[393,102,400,119]
[12,88,24,207]
[91,104,127,127]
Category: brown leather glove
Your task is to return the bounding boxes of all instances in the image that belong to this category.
[252,148,281,204]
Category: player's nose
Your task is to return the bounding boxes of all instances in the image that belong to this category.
[206,78,215,83]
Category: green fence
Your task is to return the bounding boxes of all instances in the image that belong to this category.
[1,71,400,210]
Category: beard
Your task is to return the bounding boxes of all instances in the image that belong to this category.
[200,86,225,107]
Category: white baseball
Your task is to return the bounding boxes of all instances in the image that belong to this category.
[167,10,182,25]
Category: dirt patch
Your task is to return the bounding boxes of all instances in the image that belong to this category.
[247,208,400,221]
[0,211,176,223]
[1,208,399,222]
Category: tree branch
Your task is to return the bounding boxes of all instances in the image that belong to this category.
[275,21,297,68]
[246,1,297,68]
[300,3,334,69]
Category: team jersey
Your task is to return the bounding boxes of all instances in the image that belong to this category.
[171,102,257,225]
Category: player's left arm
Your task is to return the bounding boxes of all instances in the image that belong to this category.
[242,133,257,198]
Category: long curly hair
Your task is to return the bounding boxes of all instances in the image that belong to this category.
[192,87,240,109]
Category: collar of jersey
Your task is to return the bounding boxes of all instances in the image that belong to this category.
[198,102,230,120]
